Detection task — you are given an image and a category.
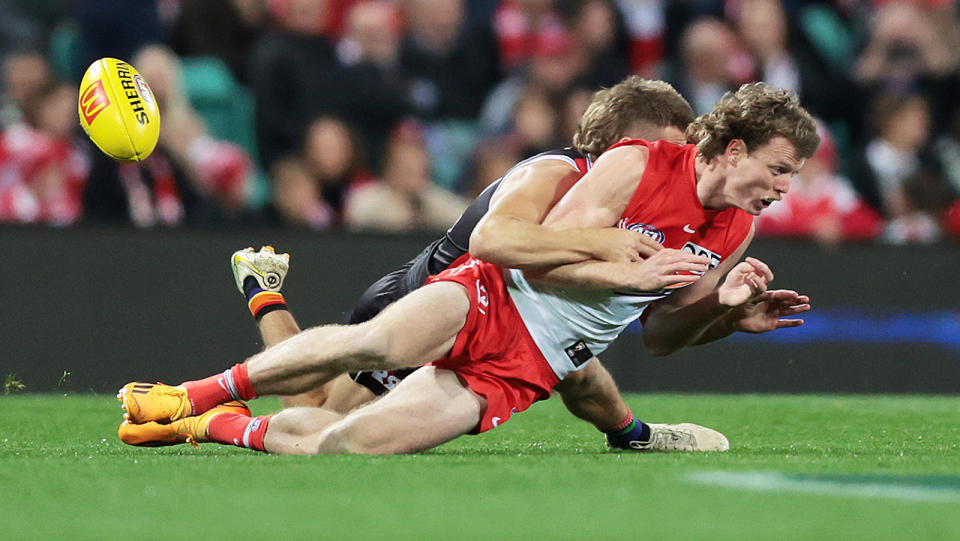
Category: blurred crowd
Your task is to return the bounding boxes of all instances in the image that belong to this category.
[1,0,959,244]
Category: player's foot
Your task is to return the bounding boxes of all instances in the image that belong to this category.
[610,423,729,452]
[118,382,192,424]
[231,246,289,293]
[118,401,251,447]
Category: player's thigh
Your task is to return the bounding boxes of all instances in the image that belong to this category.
[313,366,485,454]
[361,280,469,369]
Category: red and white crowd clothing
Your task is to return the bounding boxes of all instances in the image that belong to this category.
[755,172,884,241]
[0,123,89,225]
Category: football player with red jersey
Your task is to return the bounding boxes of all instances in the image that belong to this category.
[118,82,818,455]
[228,77,713,453]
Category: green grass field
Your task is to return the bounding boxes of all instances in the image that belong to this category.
[2,393,960,540]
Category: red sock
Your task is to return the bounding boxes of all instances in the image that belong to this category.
[207,413,273,452]
[606,409,635,432]
[183,363,258,415]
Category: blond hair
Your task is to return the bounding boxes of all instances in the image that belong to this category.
[573,77,694,157]
[686,82,820,161]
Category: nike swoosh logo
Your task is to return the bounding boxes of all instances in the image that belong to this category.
[683,224,695,234]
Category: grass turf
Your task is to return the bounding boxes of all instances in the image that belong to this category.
[2,393,960,540]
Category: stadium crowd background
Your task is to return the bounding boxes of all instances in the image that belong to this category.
[1,0,959,245]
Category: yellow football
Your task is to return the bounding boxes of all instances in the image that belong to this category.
[78,58,160,162]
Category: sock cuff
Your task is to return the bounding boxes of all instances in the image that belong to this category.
[244,415,273,452]
[606,409,636,434]
[229,363,257,401]
[248,290,287,319]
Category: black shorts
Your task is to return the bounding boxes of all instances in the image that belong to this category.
[346,261,422,395]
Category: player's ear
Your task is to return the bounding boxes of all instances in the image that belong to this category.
[725,139,746,166]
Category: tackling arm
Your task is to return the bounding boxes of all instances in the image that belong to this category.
[522,145,711,290]
[469,150,662,270]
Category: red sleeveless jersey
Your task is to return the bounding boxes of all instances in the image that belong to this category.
[608,139,754,271]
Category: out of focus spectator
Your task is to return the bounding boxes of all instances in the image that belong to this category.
[271,116,372,229]
[72,1,163,68]
[671,18,750,115]
[756,122,883,246]
[83,45,255,226]
[557,0,631,88]
[612,0,668,75]
[0,82,89,225]
[332,0,412,163]
[169,0,269,83]
[492,0,567,73]
[400,0,500,120]
[134,45,254,217]
[854,2,959,89]
[247,0,339,169]
[248,0,410,170]
[461,83,563,194]
[847,92,955,244]
[346,121,467,232]
[459,137,521,198]
[480,27,585,135]
[0,50,52,129]
[401,0,501,191]
[730,0,861,129]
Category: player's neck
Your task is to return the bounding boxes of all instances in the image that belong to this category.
[694,156,728,210]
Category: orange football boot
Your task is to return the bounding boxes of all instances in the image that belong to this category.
[118,401,251,447]
[118,382,193,424]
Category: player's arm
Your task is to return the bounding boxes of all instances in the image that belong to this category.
[521,146,711,290]
[640,227,769,355]
[689,289,810,345]
[469,152,662,270]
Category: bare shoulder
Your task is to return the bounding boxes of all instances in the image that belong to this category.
[490,157,583,207]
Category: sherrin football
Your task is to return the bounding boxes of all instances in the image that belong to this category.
[78,58,160,162]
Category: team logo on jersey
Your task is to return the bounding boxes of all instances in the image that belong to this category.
[682,242,722,272]
[564,340,593,367]
[618,219,665,243]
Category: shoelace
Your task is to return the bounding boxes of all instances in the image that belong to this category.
[628,428,696,451]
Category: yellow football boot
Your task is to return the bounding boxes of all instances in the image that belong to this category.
[118,401,251,447]
[118,382,193,424]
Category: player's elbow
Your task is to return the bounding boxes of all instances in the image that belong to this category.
[469,218,506,264]
[468,227,495,262]
[641,331,677,357]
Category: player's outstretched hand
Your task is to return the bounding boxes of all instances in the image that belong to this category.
[591,228,663,263]
[717,257,772,307]
[731,290,810,333]
[230,245,290,293]
[626,249,711,291]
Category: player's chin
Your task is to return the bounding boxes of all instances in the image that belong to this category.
[741,201,764,215]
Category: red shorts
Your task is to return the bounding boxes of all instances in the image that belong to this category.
[426,257,559,433]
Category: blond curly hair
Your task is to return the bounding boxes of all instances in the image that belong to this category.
[686,82,819,161]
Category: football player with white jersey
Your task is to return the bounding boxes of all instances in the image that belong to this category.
[118,82,817,456]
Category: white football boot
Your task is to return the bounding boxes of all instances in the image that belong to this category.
[614,423,730,452]
[231,246,289,292]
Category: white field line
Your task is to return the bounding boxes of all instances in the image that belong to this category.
[687,471,960,503]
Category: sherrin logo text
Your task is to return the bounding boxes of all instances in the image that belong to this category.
[115,62,150,125]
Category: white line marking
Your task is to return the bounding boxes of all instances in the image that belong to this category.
[687,471,960,503]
